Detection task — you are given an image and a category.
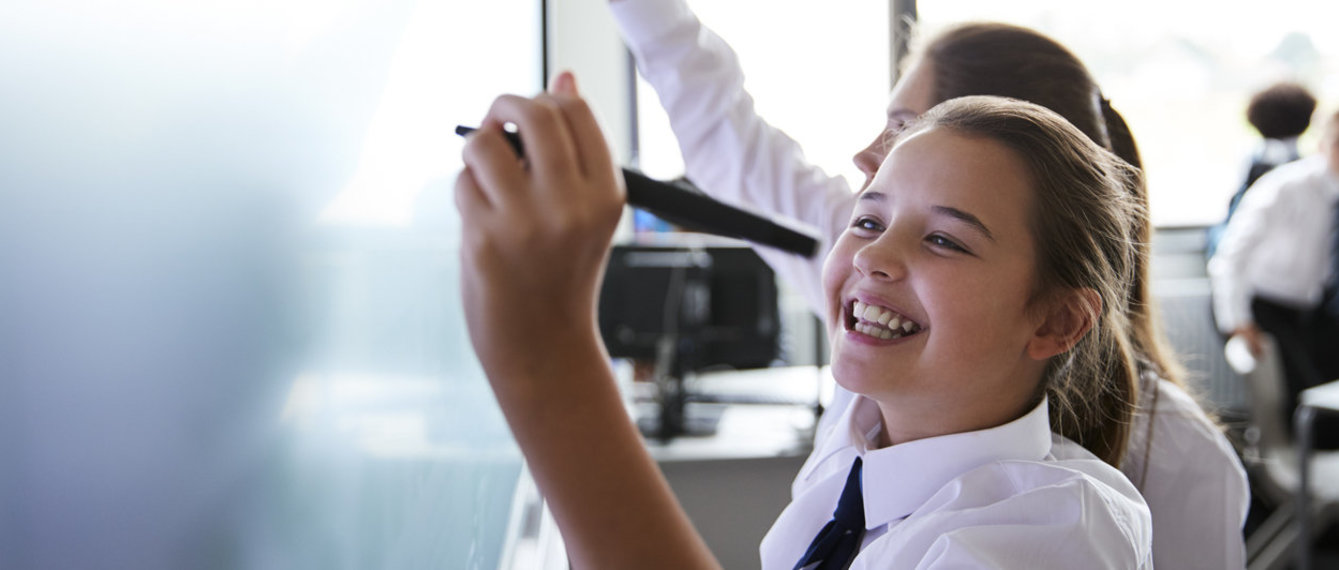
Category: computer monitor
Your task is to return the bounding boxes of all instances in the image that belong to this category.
[599,240,780,370]
[598,238,781,438]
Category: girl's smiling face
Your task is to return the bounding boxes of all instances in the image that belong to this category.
[822,125,1052,444]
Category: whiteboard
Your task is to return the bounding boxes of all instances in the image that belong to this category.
[0,2,541,568]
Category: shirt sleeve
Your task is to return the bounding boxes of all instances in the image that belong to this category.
[1139,445,1249,569]
[903,466,1153,570]
[609,0,858,316]
[1208,171,1286,333]
[1136,382,1249,569]
[913,524,1152,570]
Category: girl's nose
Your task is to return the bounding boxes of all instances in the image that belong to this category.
[852,131,892,187]
[852,234,907,281]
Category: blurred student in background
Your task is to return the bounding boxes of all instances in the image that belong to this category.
[1210,109,1339,449]
[1207,81,1317,258]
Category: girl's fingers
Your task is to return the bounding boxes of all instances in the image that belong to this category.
[549,70,578,96]
[454,164,491,217]
[460,122,527,206]
[538,89,618,189]
[484,94,580,183]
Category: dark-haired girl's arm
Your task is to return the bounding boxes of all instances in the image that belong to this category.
[608,0,857,316]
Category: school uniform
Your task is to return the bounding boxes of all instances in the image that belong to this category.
[1210,156,1339,334]
[611,0,1250,566]
[766,395,1151,568]
[1206,136,1301,258]
[812,372,1250,565]
[1121,372,1251,565]
[1209,155,1339,444]
[1235,137,1302,215]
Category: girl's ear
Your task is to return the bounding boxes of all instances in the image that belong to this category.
[1026,288,1101,361]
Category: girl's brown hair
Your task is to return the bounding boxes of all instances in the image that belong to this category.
[914,23,1184,393]
[902,96,1146,466]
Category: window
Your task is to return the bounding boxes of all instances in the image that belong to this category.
[629,1,890,368]
[920,0,1339,227]
[635,0,891,190]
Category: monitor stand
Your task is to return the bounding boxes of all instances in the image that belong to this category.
[635,335,725,442]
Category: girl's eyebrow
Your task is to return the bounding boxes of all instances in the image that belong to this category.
[887,109,918,121]
[932,205,996,242]
[857,193,996,242]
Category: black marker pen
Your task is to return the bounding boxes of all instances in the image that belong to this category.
[455,125,819,258]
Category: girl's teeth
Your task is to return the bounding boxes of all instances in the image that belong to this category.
[851,301,915,331]
[855,322,914,340]
[861,304,880,322]
[855,322,895,340]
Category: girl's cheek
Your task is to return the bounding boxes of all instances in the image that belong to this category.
[821,237,854,280]
[820,240,856,318]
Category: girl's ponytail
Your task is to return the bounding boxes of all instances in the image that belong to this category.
[1098,96,1142,170]
[1098,96,1188,388]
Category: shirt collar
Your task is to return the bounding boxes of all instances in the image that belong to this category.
[812,395,1055,528]
[1259,137,1299,163]
[800,392,884,474]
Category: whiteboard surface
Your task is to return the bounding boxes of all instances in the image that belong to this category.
[0,2,540,568]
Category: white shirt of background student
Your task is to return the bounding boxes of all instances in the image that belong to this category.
[1210,115,1339,355]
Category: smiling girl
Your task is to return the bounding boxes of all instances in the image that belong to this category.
[456,78,1151,567]
[765,98,1150,567]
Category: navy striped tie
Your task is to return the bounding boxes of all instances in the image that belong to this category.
[794,457,865,570]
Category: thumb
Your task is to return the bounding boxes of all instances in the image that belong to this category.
[548,70,579,96]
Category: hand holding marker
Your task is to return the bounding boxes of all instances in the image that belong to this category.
[455,125,819,258]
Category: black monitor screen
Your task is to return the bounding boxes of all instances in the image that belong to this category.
[598,242,780,371]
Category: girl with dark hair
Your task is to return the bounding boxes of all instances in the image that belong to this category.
[457,79,1153,568]
[610,2,1248,567]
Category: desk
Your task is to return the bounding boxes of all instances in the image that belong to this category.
[1296,379,1339,570]
[633,364,834,460]
[638,365,830,569]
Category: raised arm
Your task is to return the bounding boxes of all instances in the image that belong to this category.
[609,0,857,314]
[456,73,719,570]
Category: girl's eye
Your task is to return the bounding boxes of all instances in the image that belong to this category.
[926,233,969,253]
[851,216,884,233]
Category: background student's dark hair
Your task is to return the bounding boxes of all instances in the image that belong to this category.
[1247,81,1317,140]
[916,22,1185,392]
[906,96,1146,466]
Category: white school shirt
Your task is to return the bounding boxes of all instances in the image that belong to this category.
[815,373,1249,567]
[610,1,1250,566]
[1209,155,1339,332]
[763,396,1152,569]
